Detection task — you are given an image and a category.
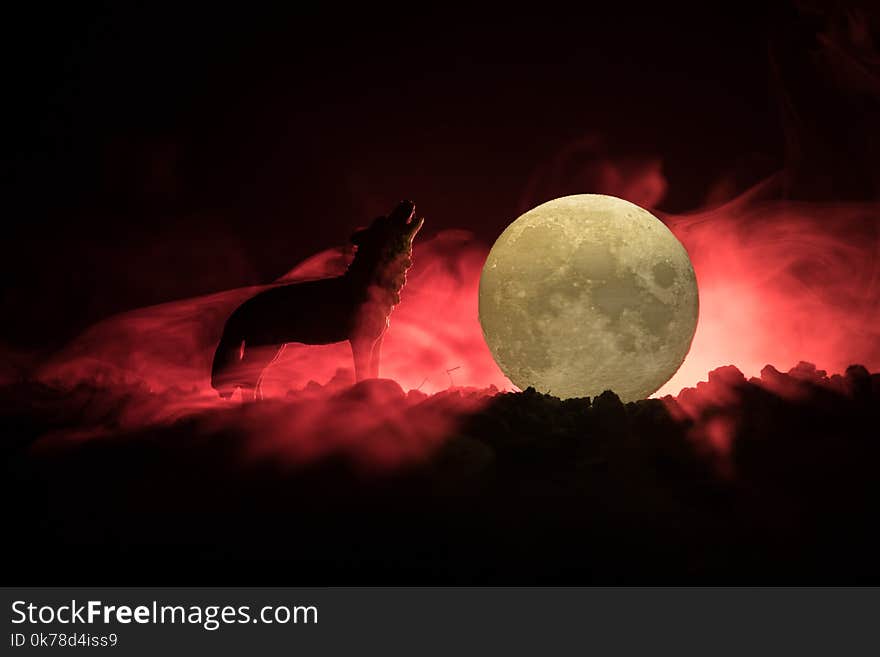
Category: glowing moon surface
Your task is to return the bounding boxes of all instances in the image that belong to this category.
[479,194,698,401]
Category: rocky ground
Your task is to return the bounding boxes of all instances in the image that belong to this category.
[3,362,879,584]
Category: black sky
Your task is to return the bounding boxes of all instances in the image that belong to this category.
[2,3,871,350]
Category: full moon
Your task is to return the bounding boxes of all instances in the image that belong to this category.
[479,194,698,401]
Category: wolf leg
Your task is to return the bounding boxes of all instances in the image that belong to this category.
[368,333,384,379]
[253,344,286,400]
[351,337,373,382]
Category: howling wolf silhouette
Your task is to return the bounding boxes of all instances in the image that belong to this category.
[211,200,424,400]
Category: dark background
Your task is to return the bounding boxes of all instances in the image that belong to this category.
[4,3,880,586]
[2,3,875,351]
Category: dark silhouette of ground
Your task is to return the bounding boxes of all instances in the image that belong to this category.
[2,362,879,584]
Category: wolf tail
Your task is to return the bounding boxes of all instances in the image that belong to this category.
[211,321,244,399]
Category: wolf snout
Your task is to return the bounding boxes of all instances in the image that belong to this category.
[390,199,416,224]
[409,215,425,236]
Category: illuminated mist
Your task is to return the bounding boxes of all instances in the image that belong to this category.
[16,167,873,474]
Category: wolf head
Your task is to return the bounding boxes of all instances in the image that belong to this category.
[347,200,424,299]
[350,200,423,253]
